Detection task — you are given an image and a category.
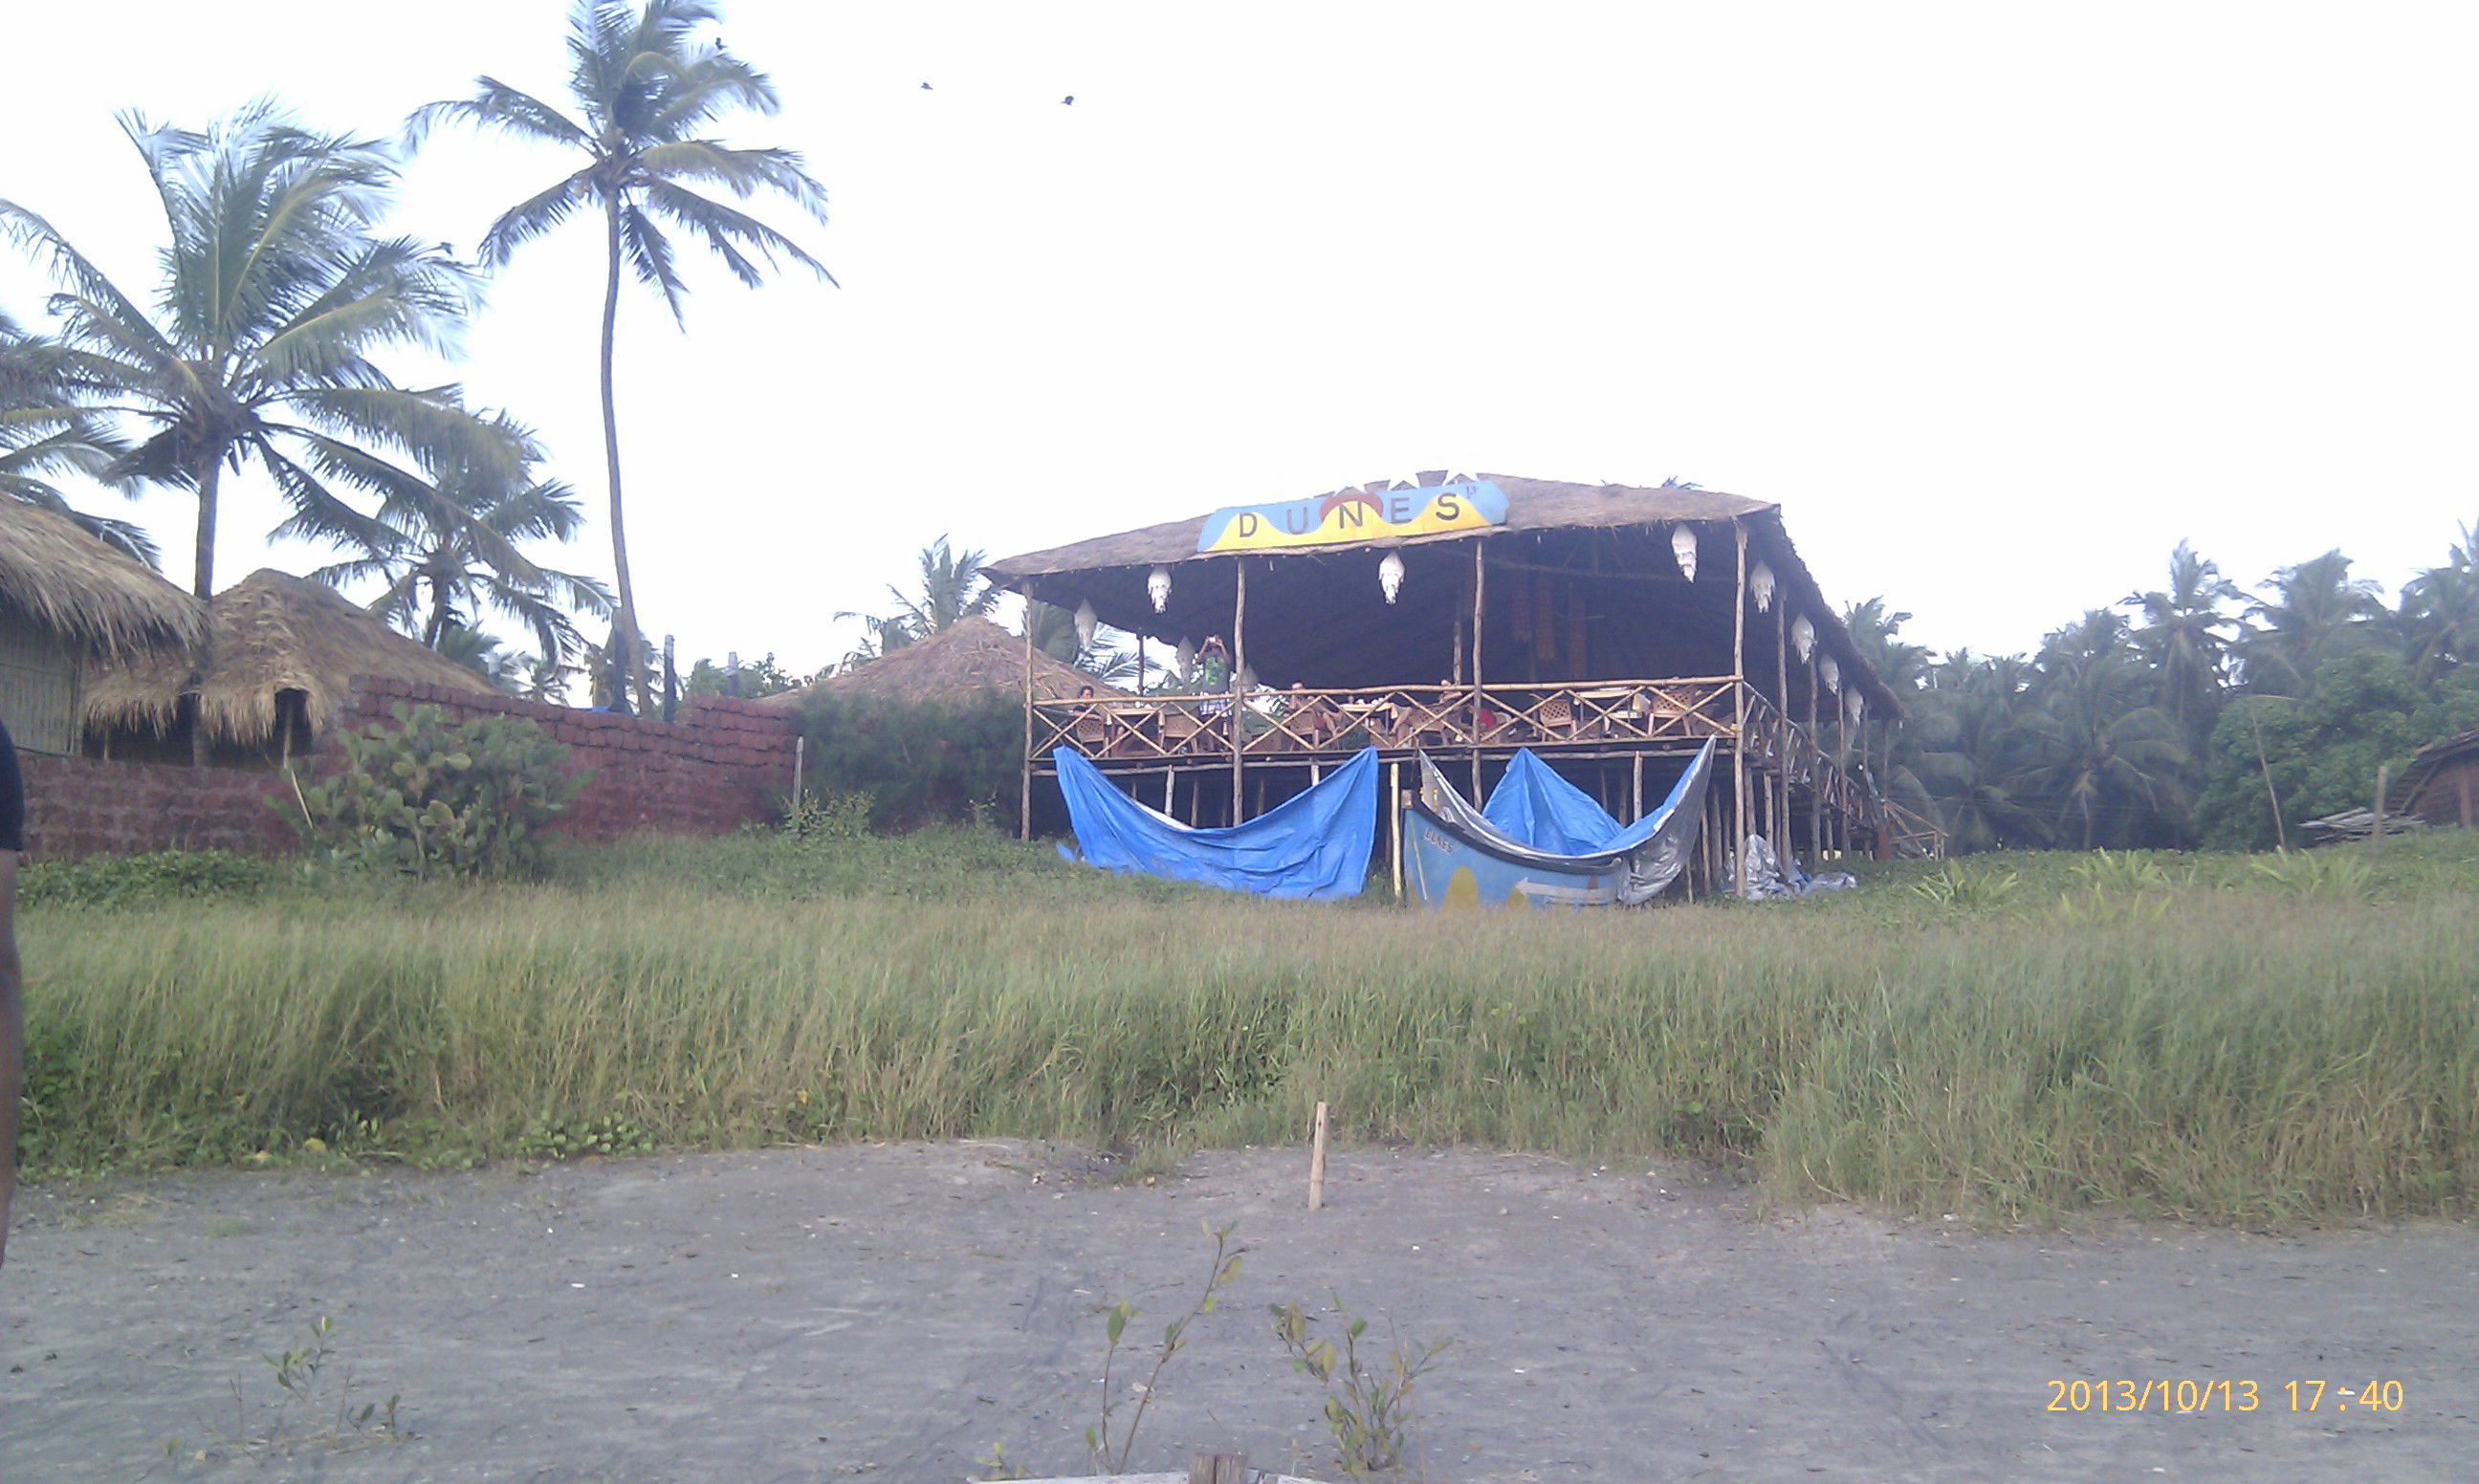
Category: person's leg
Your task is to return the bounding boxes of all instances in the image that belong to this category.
[0,848,18,1273]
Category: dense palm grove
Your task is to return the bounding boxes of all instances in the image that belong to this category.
[1849,534,2479,853]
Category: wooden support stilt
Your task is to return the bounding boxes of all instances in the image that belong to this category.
[1231,558,1248,824]
[1390,761,1405,901]
[1020,614,1035,840]
[1731,521,1748,899]
[1470,538,1486,797]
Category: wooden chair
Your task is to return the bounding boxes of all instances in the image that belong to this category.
[1158,705,1214,755]
[1534,692,1577,740]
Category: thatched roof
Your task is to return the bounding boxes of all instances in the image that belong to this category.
[757,616,1119,709]
[984,474,1774,578]
[982,472,1903,716]
[0,498,206,660]
[84,568,495,744]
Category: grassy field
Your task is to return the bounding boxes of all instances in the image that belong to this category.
[16,828,2479,1226]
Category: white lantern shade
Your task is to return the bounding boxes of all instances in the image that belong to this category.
[1378,551,1406,604]
[1847,690,1866,724]
[1750,560,1776,613]
[1819,655,1840,693]
[1147,565,1172,613]
[1790,614,1816,664]
[1175,637,1196,680]
[1671,524,1699,582]
[1074,599,1098,650]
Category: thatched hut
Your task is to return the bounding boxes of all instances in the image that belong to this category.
[755,616,1114,709]
[0,499,207,755]
[83,568,496,764]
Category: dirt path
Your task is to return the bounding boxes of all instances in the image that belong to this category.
[1,1143,2470,1483]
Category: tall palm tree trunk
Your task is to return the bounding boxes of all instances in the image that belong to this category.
[600,199,650,715]
[187,451,223,766]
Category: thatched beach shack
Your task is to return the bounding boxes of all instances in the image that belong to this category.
[0,499,207,755]
[83,567,495,765]
[984,471,1940,893]
[755,616,1115,710]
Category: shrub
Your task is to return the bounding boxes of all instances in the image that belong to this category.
[292,703,588,880]
[792,690,1021,832]
[17,848,280,908]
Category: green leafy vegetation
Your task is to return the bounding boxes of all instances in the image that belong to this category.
[1086,1220,1246,1473]
[291,702,586,879]
[16,848,280,909]
[1272,1295,1452,1475]
[17,828,2479,1227]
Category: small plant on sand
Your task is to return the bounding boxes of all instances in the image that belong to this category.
[972,1439,1031,1480]
[1271,1295,1451,1475]
[517,1113,654,1161]
[1086,1220,1246,1473]
[166,1316,410,1462]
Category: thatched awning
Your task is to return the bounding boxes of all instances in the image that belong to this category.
[0,498,206,660]
[982,472,1903,717]
[757,616,1119,709]
[84,568,496,744]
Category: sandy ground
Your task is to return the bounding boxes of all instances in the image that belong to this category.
[0,1142,2471,1483]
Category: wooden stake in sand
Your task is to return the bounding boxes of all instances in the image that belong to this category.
[1308,1102,1330,1211]
[1188,1452,1249,1484]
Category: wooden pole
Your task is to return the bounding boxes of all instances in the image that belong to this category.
[1164,768,1174,812]
[1231,557,1247,824]
[792,734,804,805]
[1391,761,1405,901]
[1774,595,1791,863]
[1470,538,1486,797]
[1731,521,1748,899]
[1631,751,1644,821]
[1190,1453,1250,1484]
[1806,652,1822,860]
[1020,612,1035,840]
[2372,762,2390,864]
[1308,1101,1330,1211]
[1136,634,1147,696]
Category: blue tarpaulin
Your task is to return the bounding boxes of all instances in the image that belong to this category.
[1482,747,1677,855]
[1054,745,1379,900]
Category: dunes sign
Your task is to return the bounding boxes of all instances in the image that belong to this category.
[1196,479,1508,554]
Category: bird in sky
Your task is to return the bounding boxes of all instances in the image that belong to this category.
[1062,95,1075,105]
[921,81,932,90]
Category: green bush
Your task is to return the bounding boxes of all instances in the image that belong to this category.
[292,703,588,880]
[17,848,280,909]
[792,690,1021,832]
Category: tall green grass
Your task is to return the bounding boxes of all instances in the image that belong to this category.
[18,830,2479,1224]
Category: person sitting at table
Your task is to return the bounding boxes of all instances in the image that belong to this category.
[1069,684,1110,753]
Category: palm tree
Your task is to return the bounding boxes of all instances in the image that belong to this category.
[435,622,525,691]
[834,535,998,661]
[2234,550,2383,696]
[1025,598,1143,686]
[0,104,516,600]
[2009,611,2194,848]
[2125,541,2240,736]
[304,417,612,664]
[413,0,834,715]
[0,314,160,565]
[2398,521,2479,686]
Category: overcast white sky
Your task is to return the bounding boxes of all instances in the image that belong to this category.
[6,2,2474,676]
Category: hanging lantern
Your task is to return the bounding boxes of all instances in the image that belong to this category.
[1175,637,1196,681]
[1147,565,1172,613]
[1750,560,1776,613]
[1790,613,1816,664]
[1237,663,1257,692]
[1378,551,1406,604]
[1847,690,1866,725]
[1819,655,1840,693]
[1671,524,1699,582]
[1073,599,1098,650]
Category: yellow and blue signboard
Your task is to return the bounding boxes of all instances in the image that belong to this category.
[1196,479,1506,555]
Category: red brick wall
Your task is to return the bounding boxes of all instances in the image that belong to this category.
[17,676,800,861]
[17,753,304,860]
